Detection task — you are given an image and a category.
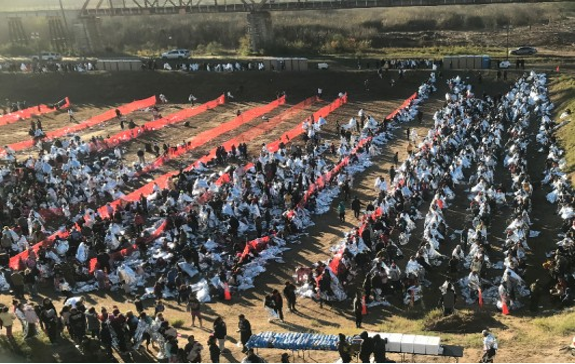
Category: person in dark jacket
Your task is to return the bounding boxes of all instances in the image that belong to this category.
[237,314,252,353]
[359,331,374,363]
[68,307,87,343]
[283,281,297,312]
[208,335,221,363]
[100,322,113,358]
[353,293,363,328]
[372,334,389,363]
[351,196,361,219]
[39,308,60,344]
[271,289,284,322]
[213,316,228,352]
[440,284,457,316]
[338,333,352,363]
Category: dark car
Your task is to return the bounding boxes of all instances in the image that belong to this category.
[509,46,537,56]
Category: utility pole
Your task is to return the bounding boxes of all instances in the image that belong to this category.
[31,32,41,59]
[58,0,71,44]
[506,21,510,61]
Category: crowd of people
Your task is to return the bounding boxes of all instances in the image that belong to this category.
[0,60,97,73]
[0,65,434,359]
[0,67,572,363]
[295,71,574,341]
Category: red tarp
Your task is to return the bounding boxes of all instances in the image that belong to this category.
[1,96,157,155]
[0,97,71,127]
[88,219,168,273]
[90,94,226,155]
[185,95,317,173]
[34,95,225,222]
[138,94,289,176]
[328,93,417,275]
[9,94,347,270]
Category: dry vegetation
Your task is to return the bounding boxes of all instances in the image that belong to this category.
[1,3,575,57]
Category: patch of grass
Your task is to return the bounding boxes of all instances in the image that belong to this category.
[532,310,575,337]
[378,313,424,334]
[310,319,321,328]
[171,319,186,329]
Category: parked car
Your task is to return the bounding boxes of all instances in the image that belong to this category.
[499,60,511,69]
[31,52,62,61]
[317,62,329,70]
[161,49,191,60]
[509,46,537,56]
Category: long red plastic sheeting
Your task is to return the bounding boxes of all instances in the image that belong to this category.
[197,94,348,205]
[9,94,344,270]
[88,219,168,273]
[33,95,225,222]
[87,96,313,272]
[0,97,71,127]
[329,93,417,274]
[90,94,226,154]
[186,95,317,173]
[267,94,348,153]
[1,96,157,155]
[138,95,288,175]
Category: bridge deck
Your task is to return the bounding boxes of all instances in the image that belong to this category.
[78,0,570,16]
[0,0,568,18]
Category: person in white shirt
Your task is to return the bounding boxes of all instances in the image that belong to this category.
[481,330,498,363]
[68,109,78,123]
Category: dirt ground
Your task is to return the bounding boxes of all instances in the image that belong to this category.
[0,70,573,363]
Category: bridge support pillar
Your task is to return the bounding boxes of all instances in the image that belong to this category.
[73,16,102,55]
[247,11,272,53]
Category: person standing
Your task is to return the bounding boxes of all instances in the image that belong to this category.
[10,270,25,299]
[137,149,146,165]
[439,283,457,316]
[68,108,78,123]
[338,200,346,222]
[100,322,113,359]
[283,281,297,313]
[337,333,352,363]
[389,166,396,182]
[208,335,221,363]
[351,196,361,219]
[85,306,100,339]
[263,294,277,322]
[481,329,498,363]
[372,335,388,363]
[213,316,228,353]
[39,308,59,344]
[23,268,38,298]
[187,296,203,328]
[237,314,252,353]
[185,335,204,363]
[353,292,363,328]
[359,331,374,363]
[271,289,284,322]
[0,306,15,338]
[393,151,399,167]
[529,279,542,312]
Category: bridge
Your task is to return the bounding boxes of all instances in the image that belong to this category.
[2,0,570,54]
